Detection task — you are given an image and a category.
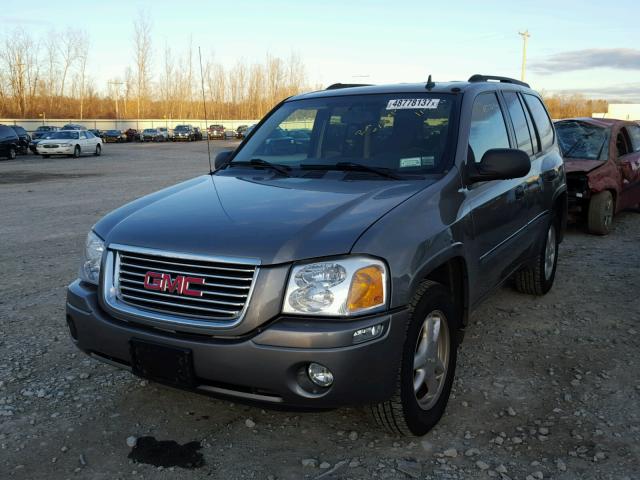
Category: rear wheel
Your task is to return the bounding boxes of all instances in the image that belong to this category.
[371,280,459,436]
[94,144,101,156]
[514,218,558,295]
[587,191,614,235]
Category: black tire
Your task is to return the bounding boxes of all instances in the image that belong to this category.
[72,145,81,158]
[587,191,614,235]
[514,217,559,295]
[370,280,459,436]
[94,144,101,156]
[7,146,16,160]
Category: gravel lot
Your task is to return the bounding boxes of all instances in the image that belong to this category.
[1,141,639,480]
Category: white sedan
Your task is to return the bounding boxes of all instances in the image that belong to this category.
[36,130,103,158]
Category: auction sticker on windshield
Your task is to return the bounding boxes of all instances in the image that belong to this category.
[386,98,440,110]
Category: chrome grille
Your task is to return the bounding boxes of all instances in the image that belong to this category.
[113,249,257,321]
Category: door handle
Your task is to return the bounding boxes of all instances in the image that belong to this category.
[515,185,525,200]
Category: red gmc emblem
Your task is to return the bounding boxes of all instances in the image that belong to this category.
[143,271,205,297]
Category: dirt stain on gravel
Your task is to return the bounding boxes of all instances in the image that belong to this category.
[0,170,98,184]
[128,437,205,469]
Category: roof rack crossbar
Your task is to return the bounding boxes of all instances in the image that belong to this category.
[468,74,530,88]
[325,83,372,90]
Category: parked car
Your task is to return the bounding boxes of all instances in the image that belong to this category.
[193,127,204,141]
[158,127,170,141]
[141,128,163,142]
[236,125,249,138]
[88,129,105,141]
[125,129,140,142]
[29,132,58,154]
[32,126,59,140]
[104,130,127,143]
[37,130,102,158]
[10,125,31,154]
[224,128,237,139]
[172,124,195,141]
[556,118,640,235]
[244,124,256,137]
[66,75,566,436]
[208,124,224,140]
[0,124,20,160]
[62,123,87,131]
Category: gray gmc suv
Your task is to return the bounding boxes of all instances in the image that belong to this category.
[66,75,567,436]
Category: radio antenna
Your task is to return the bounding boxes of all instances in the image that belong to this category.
[198,46,213,174]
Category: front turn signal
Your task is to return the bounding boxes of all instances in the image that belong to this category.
[347,265,385,313]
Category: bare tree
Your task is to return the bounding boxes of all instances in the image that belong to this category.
[58,28,80,100]
[76,31,89,119]
[132,11,152,119]
[0,29,39,117]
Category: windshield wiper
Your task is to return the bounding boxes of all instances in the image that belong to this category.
[562,132,593,158]
[301,162,402,180]
[231,158,291,177]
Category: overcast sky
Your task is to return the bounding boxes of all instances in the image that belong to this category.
[5,0,640,101]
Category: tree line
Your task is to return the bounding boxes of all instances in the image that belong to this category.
[0,17,612,121]
[0,14,311,121]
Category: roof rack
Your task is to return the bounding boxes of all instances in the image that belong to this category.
[325,83,372,90]
[468,74,530,88]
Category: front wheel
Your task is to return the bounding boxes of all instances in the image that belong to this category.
[94,144,101,156]
[371,280,459,436]
[7,146,16,160]
[587,191,614,235]
[72,145,81,158]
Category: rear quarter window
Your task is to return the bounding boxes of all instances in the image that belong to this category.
[523,94,555,152]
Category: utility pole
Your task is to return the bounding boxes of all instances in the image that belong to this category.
[108,81,124,129]
[519,30,530,82]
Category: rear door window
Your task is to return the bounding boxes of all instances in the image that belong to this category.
[523,94,554,152]
[468,93,510,163]
[503,92,534,156]
[626,125,640,152]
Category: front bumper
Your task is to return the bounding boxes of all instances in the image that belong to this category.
[66,280,407,408]
[37,146,74,155]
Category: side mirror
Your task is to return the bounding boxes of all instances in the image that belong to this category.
[214,150,233,170]
[468,148,531,183]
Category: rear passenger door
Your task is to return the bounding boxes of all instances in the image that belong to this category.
[466,92,531,298]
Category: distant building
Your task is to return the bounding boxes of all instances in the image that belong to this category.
[592,104,640,120]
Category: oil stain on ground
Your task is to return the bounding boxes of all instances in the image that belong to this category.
[128,436,205,469]
[0,171,98,185]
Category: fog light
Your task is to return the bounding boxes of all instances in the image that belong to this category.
[307,363,334,387]
[352,324,384,344]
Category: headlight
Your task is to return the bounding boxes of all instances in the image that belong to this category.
[59,143,71,147]
[283,257,387,316]
[79,231,105,285]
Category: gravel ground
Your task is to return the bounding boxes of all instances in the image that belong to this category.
[1,141,639,480]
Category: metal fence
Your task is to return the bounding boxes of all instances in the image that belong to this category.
[0,118,259,133]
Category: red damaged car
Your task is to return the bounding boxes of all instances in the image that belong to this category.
[555,118,640,235]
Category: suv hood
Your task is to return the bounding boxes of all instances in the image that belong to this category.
[95,174,430,265]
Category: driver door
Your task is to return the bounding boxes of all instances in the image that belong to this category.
[616,125,640,210]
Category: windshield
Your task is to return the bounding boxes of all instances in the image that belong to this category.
[50,131,80,139]
[175,125,189,131]
[106,130,120,134]
[143,129,156,133]
[230,93,456,176]
[555,121,610,160]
